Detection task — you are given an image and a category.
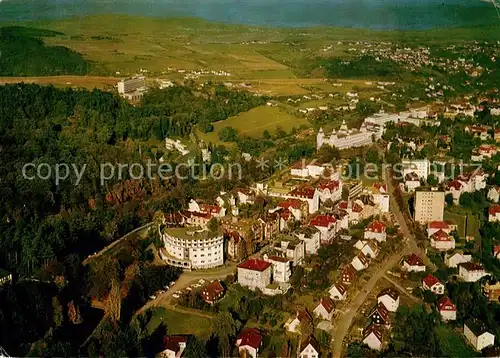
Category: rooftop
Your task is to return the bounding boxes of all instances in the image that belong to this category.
[237,259,271,272]
[163,227,222,240]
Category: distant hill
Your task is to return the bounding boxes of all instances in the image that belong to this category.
[0,26,89,76]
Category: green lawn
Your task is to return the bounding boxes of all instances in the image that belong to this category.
[444,208,481,239]
[145,307,213,340]
[444,210,467,238]
[197,105,310,144]
[435,325,477,357]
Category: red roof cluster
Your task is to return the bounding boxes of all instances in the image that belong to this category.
[278,198,303,210]
[317,180,340,191]
[237,259,271,272]
[289,185,316,199]
[310,214,336,228]
[423,274,442,288]
[236,328,262,349]
[365,220,386,233]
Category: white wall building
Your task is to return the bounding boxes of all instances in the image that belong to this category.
[464,319,495,351]
[237,259,272,290]
[444,252,472,268]
[401,158,430,180]
[159,227,224,270]
[458,263,489,282]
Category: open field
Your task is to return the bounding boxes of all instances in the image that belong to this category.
[0,75,119,90]
[197,105,310,144]
[434,325,477,357]
[146,307,213,340]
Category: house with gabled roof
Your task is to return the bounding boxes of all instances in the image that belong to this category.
[159,335,189,358]
[341,264,357,285]
[459,262,489,282]
[310,214,337,245]
[351,252,369,271]
[329,281,348,301]
[369,302,390,326]
[298,335,320,358]
[422,274,444,295]
[277,198,308,222]
[464,318,495,351]
[363,323,383,351]
[436,296,456,321]
[314,297,335,321]
[377,288,400,312]
[236,328,263,358]
[402,253,426,272]
[427,220,457,238]
[317,179,342,204]
[430,230,455,251]
[286,308,314,334]
[200,280,225,305]
[361,241,379,259]
[444,251,472,268]
[287,185,320,214]
[490,204,500,223]
[364,220,387,242]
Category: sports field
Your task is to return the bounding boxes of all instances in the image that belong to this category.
[197,105,310,144]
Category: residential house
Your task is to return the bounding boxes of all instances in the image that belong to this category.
[264,255,292,283]
[363,324,383,351]
[371,183,390,213]
[445,251,473,268]
[227,231,245,261]
[364,220,387,242]
[310,214,337,245]
[489,205,500,223]
[295,226,321,255]
[422,274,445,295]
[361,241,379,259]
[237,259,272,291]
[427,220,457,238]
[430,230,456,251]
[286,309,313,333]
[341,264,357,285]
[299,335,320,358]
[317,180,342,204]
[200,280,225,305]
[401,158,430,180]
[329,281,348,301]
[314,297,335,321]
[287,185,320,214]
[464,319,495,351]
[159,335,188,358]
[458,262,489,282]
[465,125,491,141]
[351,252,370,271]
[405,172,421,192]
[402,254,426,272]
[369,302,390,326]
[436,296,457,321]
[377,288,400,312]
[258,212,280,239]
[236,328,263,358]
[277,199,308,222]
[272,236,305,266]
[487,187,500,203]
[234,188,255,205]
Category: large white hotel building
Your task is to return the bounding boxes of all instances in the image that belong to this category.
[159,226,224,270]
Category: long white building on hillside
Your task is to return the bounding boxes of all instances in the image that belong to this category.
[317,120,381,150]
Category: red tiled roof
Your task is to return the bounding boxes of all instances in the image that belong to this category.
[342,264,356,282]
[459,262,484,272]
[364,323,382,341]
[278,198,303,210]
[365,220,386,233]
[377,287,399,301]
[432,230,452,241]
[289,185,316,199]
[201,280,225,303]
[437,296,456,312]
[163,335,188,354]
[352,203,363,213]
[405,253,424,266]
[236,328,262,350]
[199,204,222,214]
[446,180,463,191]
[317,180,340,191]
[332,281,347,295]
[494,245,500,256]
[423,274,442,288]
[237,259,271,271]
[373,183,387,193]
[370,302,389,323]
[338,201,348,210]
[310,214,336,228]
[489,204,500,216]
[318,297,335,314]
[299,335,320,355]
[356,252,369,265]
[428,221,452,230]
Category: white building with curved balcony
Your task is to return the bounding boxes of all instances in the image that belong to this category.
[159,226,224,270]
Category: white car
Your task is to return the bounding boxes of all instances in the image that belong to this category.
[192,283,201,288]
[172,294,180,299]
[186,287,192,291]
[175,291,182,295]
[169,281,176,287]
[198,279,206,284]
[149,295,156,300]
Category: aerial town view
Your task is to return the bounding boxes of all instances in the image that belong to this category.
[1,0,500,357]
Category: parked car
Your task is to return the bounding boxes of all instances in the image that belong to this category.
[186,287,192,291]
[198,279,206,284]
[169,281,176,287]
[172,294,180,299]
[149,295,156,300]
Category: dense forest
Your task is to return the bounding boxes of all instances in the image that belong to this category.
[0,26,89,76]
